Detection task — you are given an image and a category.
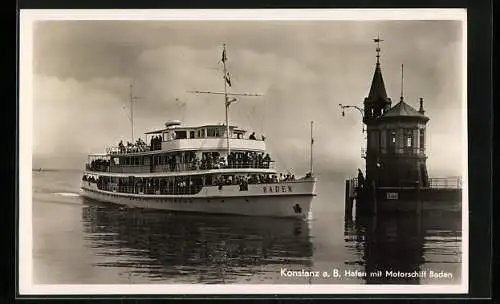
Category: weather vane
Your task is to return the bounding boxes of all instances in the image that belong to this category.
[373,33,384,63]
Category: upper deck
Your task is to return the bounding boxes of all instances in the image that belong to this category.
[107,121,266,156]
[86,121,274,175]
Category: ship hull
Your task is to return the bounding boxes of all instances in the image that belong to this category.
[80,181,315,219]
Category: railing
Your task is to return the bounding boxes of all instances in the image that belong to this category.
[85,164,110,172]
[428,177,462,189]
[86,161,275,174]
[162,136,266,142]
[107,145,151,155]
[152,161,275,173]
[383,147,426,156]
[361,147,426,158]
[161,138,266,152]
[109,165,151,173]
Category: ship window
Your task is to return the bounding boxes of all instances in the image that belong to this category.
[190,131,195,139]
[207,128,216,137]
[176,131,187,139]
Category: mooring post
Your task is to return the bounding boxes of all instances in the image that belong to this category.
[371,180,377,216]
[417,182,422,215]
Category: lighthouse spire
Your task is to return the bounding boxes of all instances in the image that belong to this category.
[374,33,384,65]
[367,34,388,102]
[400,63,404,101]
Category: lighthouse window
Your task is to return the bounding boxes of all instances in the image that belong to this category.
[190,131,195,139]
[420,129,425,149]
[389,130,396,145]
[405,129,413,147]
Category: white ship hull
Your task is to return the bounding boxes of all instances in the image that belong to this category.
[80,179,316,219]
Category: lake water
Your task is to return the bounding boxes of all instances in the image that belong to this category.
[31,170,462,285]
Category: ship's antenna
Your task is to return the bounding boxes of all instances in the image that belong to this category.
[310,121,314,175]
[188,44,263,154]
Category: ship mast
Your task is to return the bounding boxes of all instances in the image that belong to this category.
[128,81,141,143]
[222,44,230,153]
[310,121,314,175]
[189,44,263,154]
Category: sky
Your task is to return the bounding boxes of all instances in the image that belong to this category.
[30,18,465,177]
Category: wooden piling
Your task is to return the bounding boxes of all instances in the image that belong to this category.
[371,180,377,215]
[345,179,353,217]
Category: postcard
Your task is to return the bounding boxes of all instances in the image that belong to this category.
[19,9,468,295]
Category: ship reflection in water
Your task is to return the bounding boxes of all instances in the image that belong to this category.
[81,198,313,284]
[344,210,462,284]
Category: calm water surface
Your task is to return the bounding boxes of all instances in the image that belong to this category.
[32,170,462,285]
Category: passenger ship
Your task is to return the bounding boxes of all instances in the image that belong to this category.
[80,45,317,219]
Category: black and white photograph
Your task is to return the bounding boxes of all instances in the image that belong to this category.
[19,9,467,295]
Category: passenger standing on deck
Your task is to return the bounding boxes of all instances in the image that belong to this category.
[357,168,365,189]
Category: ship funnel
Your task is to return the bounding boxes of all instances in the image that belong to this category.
[165,120,182,128]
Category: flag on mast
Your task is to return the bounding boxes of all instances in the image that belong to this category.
[225,72,232,87]
[221,48,227,63]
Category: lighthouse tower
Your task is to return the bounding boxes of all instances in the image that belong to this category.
[362,37,430,188]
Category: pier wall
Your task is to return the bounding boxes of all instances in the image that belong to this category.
[345,177,463,215]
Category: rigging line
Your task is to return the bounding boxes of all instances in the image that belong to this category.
[187,90,263,97]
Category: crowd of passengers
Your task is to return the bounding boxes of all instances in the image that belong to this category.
[82,175,98,183]
[213,173,296,187]
[119,178,204,195]
[83,172,297,195]
[117,139,147,153]
[200,151,272,170]
[87,152,274,173]
[88,159,110,172]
